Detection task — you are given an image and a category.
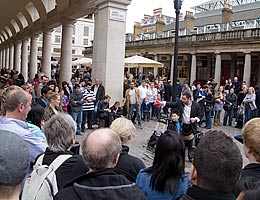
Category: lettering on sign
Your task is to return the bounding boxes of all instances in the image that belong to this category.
[110,9,126,22]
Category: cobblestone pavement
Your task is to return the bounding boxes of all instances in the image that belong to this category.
[76,118,248,174]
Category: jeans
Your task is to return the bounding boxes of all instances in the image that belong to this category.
[91,101,100,125]
[205,111,212,128]
[71,111,82,134]
[128,104,141,125]
[245,108,254,124]
[214,110,222,120]
[223,109,234,126]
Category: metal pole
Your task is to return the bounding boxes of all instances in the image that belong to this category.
[172,0,182,102]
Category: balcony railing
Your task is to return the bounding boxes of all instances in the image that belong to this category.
[84,28,260,55]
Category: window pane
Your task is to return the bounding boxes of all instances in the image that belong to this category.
[55,35,61,43]
[83,26,89,36]
[83,39,88,46]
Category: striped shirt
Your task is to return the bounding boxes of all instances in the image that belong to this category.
[82,89,95,111]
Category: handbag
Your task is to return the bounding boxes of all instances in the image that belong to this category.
[205,105,212,112]
[223,102,232,111]
[182,124,193,136]
[237,104,245,115]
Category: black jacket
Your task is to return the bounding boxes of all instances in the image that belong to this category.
[38,148,88,190]
[98,100,110,119]
[187,185,236,200]
[91,84,105,101]
[165,101,200,135]
[225,93,237,107]
[54,168,146,200]
[164,83,173,101]
[233,163,260,196]
[114,145,145,182]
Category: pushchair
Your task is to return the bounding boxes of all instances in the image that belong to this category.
[147,113,171,148]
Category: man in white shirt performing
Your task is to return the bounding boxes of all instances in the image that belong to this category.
[157,92,200,162]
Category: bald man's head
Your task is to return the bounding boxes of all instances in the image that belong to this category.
[82,128,121,171]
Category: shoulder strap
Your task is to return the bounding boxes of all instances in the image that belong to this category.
[36,154,45,165]
[49,154,73,172]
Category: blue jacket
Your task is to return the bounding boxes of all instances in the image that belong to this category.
[136,168,189,200]
[27,122,47,143]
[0,117,47,176]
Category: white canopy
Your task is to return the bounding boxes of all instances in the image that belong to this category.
[72,57,92,66]
[124,55,163,68]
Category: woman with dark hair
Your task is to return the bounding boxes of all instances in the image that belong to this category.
[136,130,189,199]
[62,81,71,99]
[26,103,47,142]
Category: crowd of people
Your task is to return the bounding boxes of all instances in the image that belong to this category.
[0,67,260,200]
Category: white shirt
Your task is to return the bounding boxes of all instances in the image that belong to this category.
[182,104,192,124]
[138,85,148,100]
[129,89,137,104]
[93,85,99,96]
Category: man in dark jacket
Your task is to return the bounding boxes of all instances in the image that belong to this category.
[54,128,146,200]
[91,78,105,124]
[158,92,200,162]
[186,130,242,200]
[223,88,237,126]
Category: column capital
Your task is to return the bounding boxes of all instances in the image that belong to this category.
[215,50,221,55]
[30,33,40,39]
[190,51,196,55]
[22,37,29,42]
[60,18,75,26]
[15,40,22,45]
[42,28,54,34]
[243,50,251,54]
[95,0,131,6]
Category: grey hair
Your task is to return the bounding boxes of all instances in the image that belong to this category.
[1,85,27,114]
[44,113,76,152]
[82,129,121,170]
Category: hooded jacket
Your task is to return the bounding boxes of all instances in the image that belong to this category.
[54,168,146,200]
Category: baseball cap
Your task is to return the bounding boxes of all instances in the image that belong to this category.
[0,130,29,186]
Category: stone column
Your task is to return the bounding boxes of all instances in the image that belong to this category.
[92,0,131,102]
[60,19,74,84]
[170,54,174,83]
[243,51,251,86]
[190,52,197,85]
[5,47,9,69]
[41,29,52,78]
[9,44,14,70]
[3,48,6,68]
[14,41,22,72]
[214,51,222,86]
[0,50,2,68]
[30,34,39,80]
[154,54,158,77]
[21,38,29,81]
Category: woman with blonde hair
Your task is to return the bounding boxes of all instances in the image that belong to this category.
[110,117,145,182]
[43,91,62,122]
[243,87,257,123]
[214,86,225,126]
[234,118,260,197]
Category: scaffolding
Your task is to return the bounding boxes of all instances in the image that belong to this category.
[194,0,260,13]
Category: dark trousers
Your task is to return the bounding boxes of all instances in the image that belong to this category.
[205,110,212,128]
[81,110,93,131]
[143,111,150,121]
[223,109,234,126]
[184,138,195,161]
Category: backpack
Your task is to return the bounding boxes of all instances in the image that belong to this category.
[22,154,72,200]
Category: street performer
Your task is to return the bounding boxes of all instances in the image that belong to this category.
[157,92,200,162]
